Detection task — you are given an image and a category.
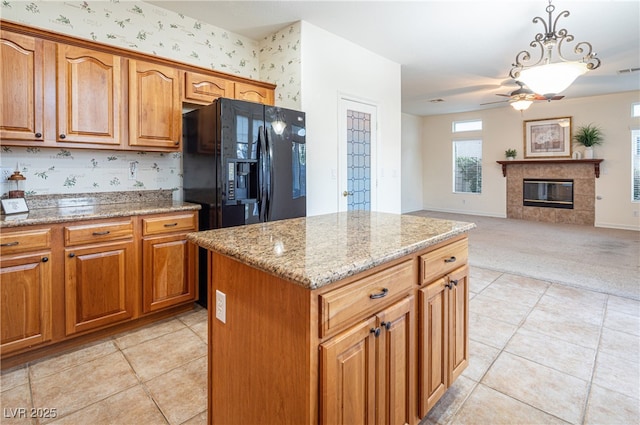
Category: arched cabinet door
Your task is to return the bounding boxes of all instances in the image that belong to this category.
[129,60,182,150]
[0,31,45,142]
[57,44,122,146]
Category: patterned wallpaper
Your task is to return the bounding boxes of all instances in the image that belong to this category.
[0,1,303,198]
[0,146,181,198]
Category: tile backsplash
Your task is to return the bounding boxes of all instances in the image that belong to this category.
[0,146,181,199]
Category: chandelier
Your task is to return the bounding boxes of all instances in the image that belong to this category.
[509,0,601,100]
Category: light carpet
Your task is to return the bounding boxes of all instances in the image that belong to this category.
[409,210,640,300]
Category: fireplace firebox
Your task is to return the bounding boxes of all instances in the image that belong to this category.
[523,179,574,209]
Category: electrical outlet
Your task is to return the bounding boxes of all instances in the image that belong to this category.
[128,161,137,180]
[1,167,14,181]
[215,290,226,324]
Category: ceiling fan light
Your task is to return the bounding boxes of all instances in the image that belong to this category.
[518,61,588,98]
[511,99,533,111]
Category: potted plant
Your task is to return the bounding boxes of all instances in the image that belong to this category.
[505,148,517,160]
[573,124,603,159]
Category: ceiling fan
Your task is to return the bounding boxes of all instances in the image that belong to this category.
[481,81,564,110]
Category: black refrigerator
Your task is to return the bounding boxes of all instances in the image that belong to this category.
[182,98,306,307]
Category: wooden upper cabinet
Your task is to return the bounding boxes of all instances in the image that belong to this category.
[234,82,275,105]
[0,30,44,142]
[184,71,234,105]
[57,44,122,146]
[129,60,182,150]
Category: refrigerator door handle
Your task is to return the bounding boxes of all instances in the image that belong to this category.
[258,126,268,222]
[264,126,273,222]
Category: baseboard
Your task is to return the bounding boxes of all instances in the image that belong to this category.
[595,221,640,231]
[418,207,507,219]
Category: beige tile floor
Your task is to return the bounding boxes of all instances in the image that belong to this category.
[1,266,639,425]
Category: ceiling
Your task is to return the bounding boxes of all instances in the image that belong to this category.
[147,1,640,116]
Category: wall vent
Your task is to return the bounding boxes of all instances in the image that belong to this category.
[617,67,640,74]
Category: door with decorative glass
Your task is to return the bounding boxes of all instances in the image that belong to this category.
[338,98,377,212]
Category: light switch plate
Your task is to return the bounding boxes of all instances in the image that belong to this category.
[215,290,226,323]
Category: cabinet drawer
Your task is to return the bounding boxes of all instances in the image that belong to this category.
[319,260,414,338]
[142,213,197,236]
[0,228,51,255]
[64,220,133,246]
[420,238,468,285]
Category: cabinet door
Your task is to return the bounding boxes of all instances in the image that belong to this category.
[0,31,44,142]
[184,71,234,104]
[447,265,469,383]
[142,234,196,313]
[64,240,136,335]
[0,253,52,354]
[57,44,122,145]
[320,317,377,425]
[418,278,449,417]
[376,296,414,425]
[129,60,181,149]
[234,82,274,105]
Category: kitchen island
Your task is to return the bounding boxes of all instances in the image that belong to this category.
[187,211,475,425]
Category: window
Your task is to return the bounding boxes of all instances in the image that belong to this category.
[633,103,640,118]
[452,119,482,133]
[633,130,640,202]
[453,140,482,193]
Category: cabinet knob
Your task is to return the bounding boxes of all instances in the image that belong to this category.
[444,256,457,263]
[381,321,391,330]
[445,281,453,290]
[450,279,459,286]
[174,140,179,146]
[69,253,75,258]
[41,256,49,262]
[35,132,42,138]
[59,134,66,139]
[370,327,381,338]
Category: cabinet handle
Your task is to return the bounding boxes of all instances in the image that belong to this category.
[42,257,49,263]
[0,241,19,247]
[370,327,381,338]
[450,279,459,286]
[369,288,388,299]
[35,132,42,138]
[164,222,178,227]
[69,253,75,258]
[59,134,66,139]
[381,321,391,330]
[174,140,179,146]
[444,256,456,263]
[92,230,111,236]
[445,281,453,290]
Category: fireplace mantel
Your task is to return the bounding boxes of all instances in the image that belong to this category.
[496,159,604,178]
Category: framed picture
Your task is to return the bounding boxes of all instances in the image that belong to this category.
[523,117,572,158]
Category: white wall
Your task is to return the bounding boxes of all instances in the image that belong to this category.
[422,90,640,230]
[401,113,423,213]
[300,21,402,216]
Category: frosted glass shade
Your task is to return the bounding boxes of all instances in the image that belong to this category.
[519,61,588,97]
[511,99,533,111]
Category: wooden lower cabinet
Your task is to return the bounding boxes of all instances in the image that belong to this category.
[418,265,469,416]
[206,239,473,425]
[320,296,414,425]
[64,240,137,335]
[142,234,196,313]
[0,252,52,354]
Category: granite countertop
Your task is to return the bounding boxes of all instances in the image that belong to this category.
[187,211,475,290]
[0,190,200,228]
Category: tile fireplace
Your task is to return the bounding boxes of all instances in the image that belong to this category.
[498,159,602,226]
